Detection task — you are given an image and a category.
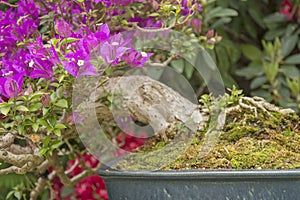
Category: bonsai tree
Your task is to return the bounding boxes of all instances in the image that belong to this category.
[0,0,299,199]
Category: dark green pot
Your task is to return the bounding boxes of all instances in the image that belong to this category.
[99,169,300,200]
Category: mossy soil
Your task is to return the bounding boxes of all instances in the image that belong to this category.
[114,107,300,171]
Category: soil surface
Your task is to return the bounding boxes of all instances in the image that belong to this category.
[113,97,300,171]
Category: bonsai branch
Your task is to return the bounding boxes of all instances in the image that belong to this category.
[91,75,203,139]
[225,96,295,117]
[0,161,36,175]
[0,149,43,171]
[0,133,15,148]
[147,54,178,68]
[30,170,56,200]
[49,152,102,188]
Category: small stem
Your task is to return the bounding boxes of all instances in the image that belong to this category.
[0,1,18,7]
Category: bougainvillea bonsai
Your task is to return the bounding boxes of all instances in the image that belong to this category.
[0,0,299,200]
[0,0,222,199]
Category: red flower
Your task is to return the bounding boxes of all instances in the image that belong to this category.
[115,132,147,156]
[52,132,147,199]
[280,0,299,21]
[51,153,108,200]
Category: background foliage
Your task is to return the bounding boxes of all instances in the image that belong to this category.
[209,0,300,112]
[0,0,299,199]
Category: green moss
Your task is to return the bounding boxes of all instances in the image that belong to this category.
[113,104,300,170]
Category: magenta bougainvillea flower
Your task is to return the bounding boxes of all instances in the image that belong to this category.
[123,49,153,68]
[54,19,73,38]
[180,0,203,16]
[100,33,130,65]
[63,49,98,77]
[95,0,143,7]
[0,73,24,100]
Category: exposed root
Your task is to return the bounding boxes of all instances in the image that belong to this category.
[226,96,295,117]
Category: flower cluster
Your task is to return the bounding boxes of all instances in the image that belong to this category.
[115,131,147,156]
[280,0,299,22]
[51,153,108,200]
[0,0,153,102]
[52,131,146,200]
[0,0,40,101]
[180,0,203,16]
[0,0,207,199]
[96,0,143,7]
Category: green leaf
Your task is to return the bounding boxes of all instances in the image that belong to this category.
[51,140,63,149]
[51,82,60,88]
[285,24,298,36]
[55,124,67,129]
[250,76,268,89]
[58,74,66,83]
[171,59,184,73]
[17,125,25,135]
[29,103,43,112]
[0,106,10,116]
[264,27,286,40]
[241,44,262,61]
[32,123,39,132]
[53,129,61,137]
[286,77,300,97]
[37,119,49,127]
[60,38,79,46]
[43,137,51,147]
[17,96,27,101]
[14,191,22,200]
[235,66,262,79]
[251,89,272,101]
[263,61,279,83]
[38,148,48,156]
[285,54,300,64]
[6,191,14,199]
[184,62,194,79]
[281,35,298,58]
[29,91,46,101]
[248,7,265,28]
[56,87,64,98]
[23,119,33,126]
[125,7,134,18]
[48,117,57,128]
[204,7,238,23]
[43,107,50,116]
[211,17,232,28]
[281,65,300,79]
[50,38,60,47]
[0,102,9,107]
[244,14,258,39]
[55,99,68,108]
[16,105,29,112]
[263,13,287,24]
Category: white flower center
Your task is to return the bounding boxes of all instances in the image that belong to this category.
[77,60,84,66]
[29,60,35,67]
[141,52,148,57]
[112,42,119,46]
[67,44,72,50]
[4,71,13,76]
